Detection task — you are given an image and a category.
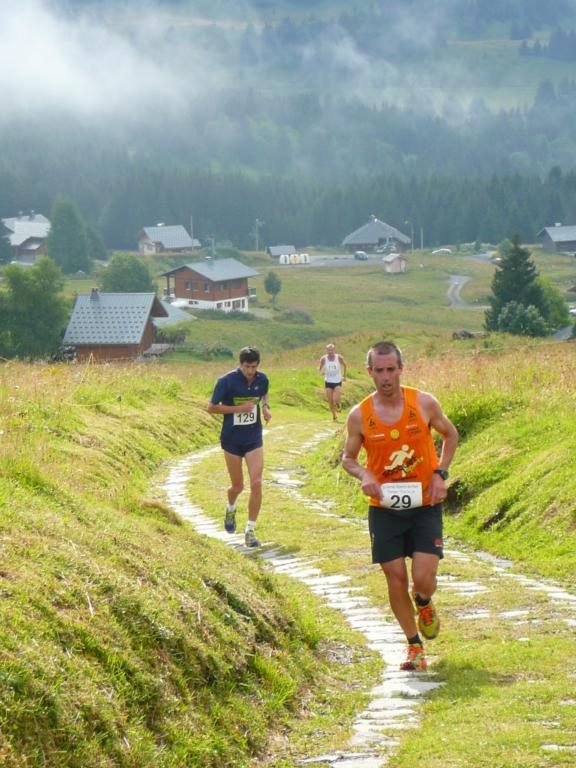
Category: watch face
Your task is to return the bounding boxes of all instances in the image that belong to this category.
[435,469,448,480]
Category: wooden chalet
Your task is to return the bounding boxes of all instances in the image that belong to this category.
[161,257,258,313]
[342,214,410,253]
[138,225,200,254]
[537,224,576,254]
[2,212,50,263]
[63,289,168,362]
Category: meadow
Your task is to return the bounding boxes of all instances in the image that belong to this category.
[2,248,575,766]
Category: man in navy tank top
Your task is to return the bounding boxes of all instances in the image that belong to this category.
[208,346,271,547]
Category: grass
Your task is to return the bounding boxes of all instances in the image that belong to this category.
[4,245,576,766]
[183,346,576,767]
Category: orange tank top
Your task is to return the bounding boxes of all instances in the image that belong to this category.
[360,386,439,507]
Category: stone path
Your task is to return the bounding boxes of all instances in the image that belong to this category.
[161,431,576,766]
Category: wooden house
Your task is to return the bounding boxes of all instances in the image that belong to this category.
[537,224,576,254]
[63,289,168,362]
[161,257,258,313]
[342,214,410,253]
[138,225,200,254]
[1,212,50,263]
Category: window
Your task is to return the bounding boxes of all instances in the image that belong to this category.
[204,282,210,292]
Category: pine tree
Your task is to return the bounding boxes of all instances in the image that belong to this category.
[264,270,282,305]
[485,237,547,332]
[47,199,92,274]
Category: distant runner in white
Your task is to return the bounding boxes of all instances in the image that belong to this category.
[318,343,347,421]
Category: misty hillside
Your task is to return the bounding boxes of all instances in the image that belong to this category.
[3,0,576,248]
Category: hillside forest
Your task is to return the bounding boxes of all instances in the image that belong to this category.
[3,0,576,249]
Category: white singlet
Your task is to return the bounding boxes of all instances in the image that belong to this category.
[323,356,342,384]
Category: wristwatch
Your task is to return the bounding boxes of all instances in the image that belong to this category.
[433,468,449,480]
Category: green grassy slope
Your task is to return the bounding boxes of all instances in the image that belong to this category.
[0,363,376,767]
[4,247,575,766]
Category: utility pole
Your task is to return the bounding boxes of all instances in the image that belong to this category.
[251,218,264,252]
[405,220,414,253]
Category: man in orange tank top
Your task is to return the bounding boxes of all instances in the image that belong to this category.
[342,341,458,671]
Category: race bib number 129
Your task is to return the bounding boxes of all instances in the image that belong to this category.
[380,482,423,510]
[233,405,257,426]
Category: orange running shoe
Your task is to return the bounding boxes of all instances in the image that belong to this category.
[415,597,440,640]
[400,643,427,671]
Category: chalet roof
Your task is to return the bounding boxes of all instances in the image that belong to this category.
[2,213,50,232]
[154,299,196,326]
[63,291,168,346]
[382,253,405,263]
[342,215,410,247]
[161,257,258,282]
[537,225,576,243]
[5,220,51,247]
[140,225,195,249]
[268,245,296,256]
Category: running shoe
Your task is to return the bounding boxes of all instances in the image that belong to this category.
[400,643,427,672]
[415,597,440,640]
[224,505,236,534]
[244,529,260,548]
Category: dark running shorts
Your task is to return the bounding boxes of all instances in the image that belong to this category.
[368,504,443,564]
[325,381,342,389]
[221,439,263,457]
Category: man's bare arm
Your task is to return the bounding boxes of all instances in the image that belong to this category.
[207,401,256,415]
[341,407,381,499]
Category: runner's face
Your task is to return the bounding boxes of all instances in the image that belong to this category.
[240,361,259,382]
[368,352,402,396]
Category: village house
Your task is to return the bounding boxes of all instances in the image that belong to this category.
[342,214,410,253]
[161,257,258,313]
[137,224,200,254]
[63,289,168,362]
[1,212,51,263]
[267,245,297,259]
[382,253,407,274]
[537,224,576,254]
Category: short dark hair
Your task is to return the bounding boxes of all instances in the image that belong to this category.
[366,341,403,368]
[239,346,261,364]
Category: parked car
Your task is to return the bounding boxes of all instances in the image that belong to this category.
[354,250,368,260]
[431,248,452,255]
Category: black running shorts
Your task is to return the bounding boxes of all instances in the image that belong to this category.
[368,504,443,564]
[221,439,263,457]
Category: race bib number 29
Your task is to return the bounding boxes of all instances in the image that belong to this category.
[380,482,423,510]
[233,405,257,426]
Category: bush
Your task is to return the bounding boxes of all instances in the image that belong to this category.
[174,342,234,359]
[496,301,548,337]
[194,309,256,322]
[274,307,314,325]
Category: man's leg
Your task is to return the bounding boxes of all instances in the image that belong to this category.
[223,450,244,507]
[412,552,441,639]
[333,384,342,412]
[411,552,439,601]
[380,558,418,639]
[244,446,264,522]
[325,387,337,419]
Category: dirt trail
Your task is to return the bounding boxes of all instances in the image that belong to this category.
[161,424,576,767]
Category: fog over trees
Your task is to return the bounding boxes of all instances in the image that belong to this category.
[3,0,576,248]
